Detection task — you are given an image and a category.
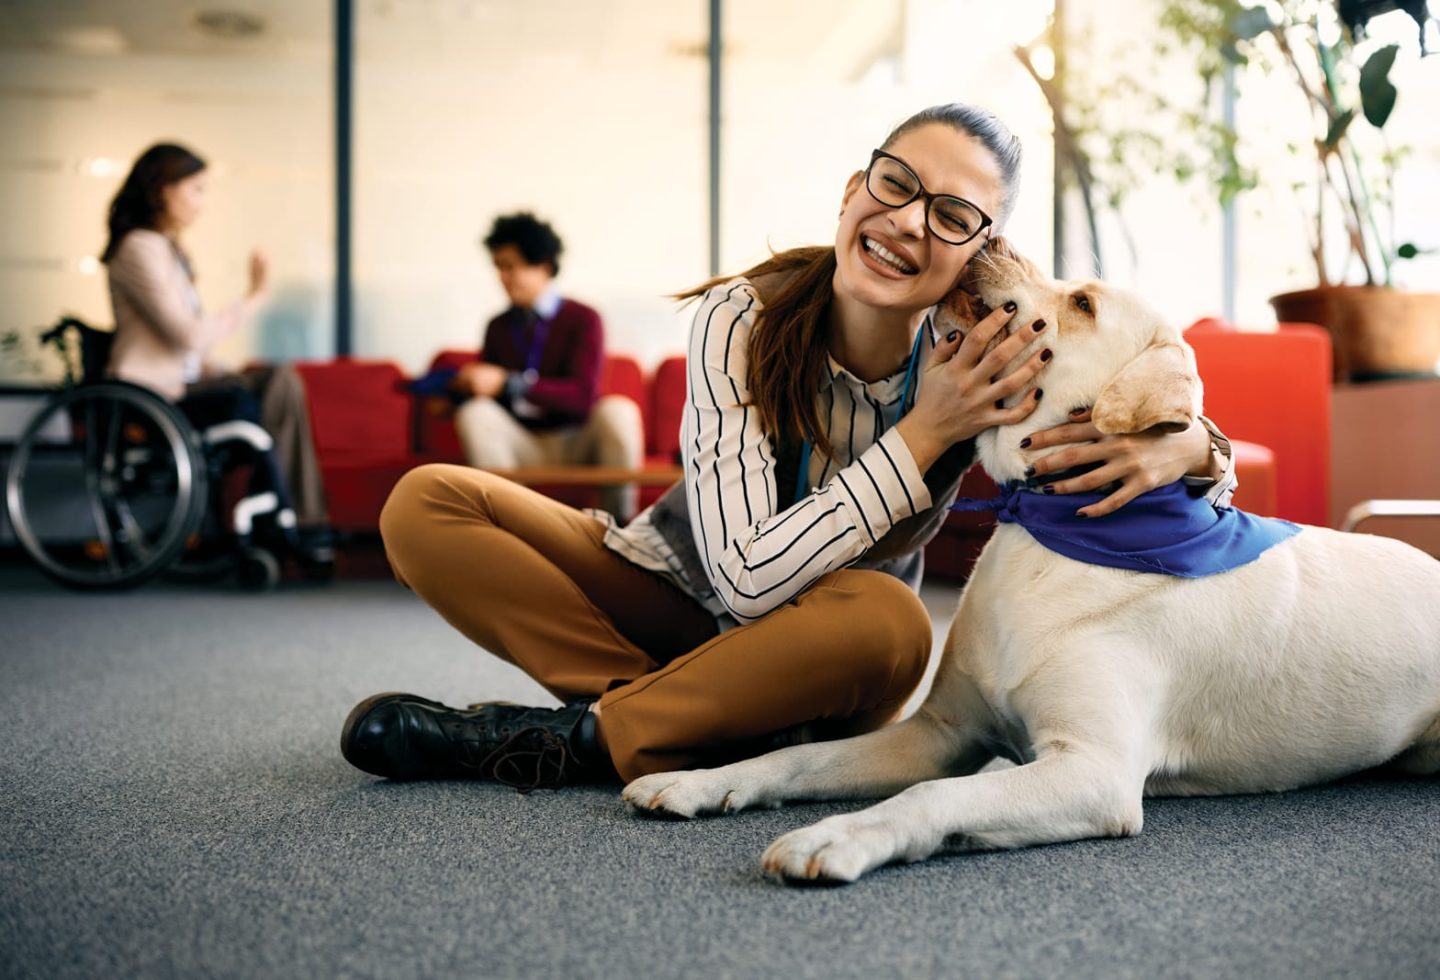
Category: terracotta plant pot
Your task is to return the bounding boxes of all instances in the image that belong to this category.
[1270,286,1440,382]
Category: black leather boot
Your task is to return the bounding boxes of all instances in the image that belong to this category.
[340,693,611,789]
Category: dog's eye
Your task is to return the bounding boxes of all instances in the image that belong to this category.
[1073,294,1093,314]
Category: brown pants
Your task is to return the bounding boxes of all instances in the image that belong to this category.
[379,465,931,782]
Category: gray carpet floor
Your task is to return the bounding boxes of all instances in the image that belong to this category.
[2,564,1438,980]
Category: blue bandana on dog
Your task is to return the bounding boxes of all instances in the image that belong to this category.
[952,481,1300,577]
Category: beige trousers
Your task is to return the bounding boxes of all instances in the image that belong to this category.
[454,394,644,520]
[184,364,328,527]
[457,394,645,523]
[379,464,931,782]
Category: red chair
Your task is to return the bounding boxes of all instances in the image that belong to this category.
[1185,318,1332,526]
[294,358,414,534]
[413,349,473,459]
[649,356,687,465]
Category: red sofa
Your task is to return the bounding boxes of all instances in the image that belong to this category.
[294,358,415,535]
[298,328,1318,583]
[295,352,686,533]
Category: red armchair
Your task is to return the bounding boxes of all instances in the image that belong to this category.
[923,319,1325,583]
[293,358,415,534]
[1185,318,1332,527]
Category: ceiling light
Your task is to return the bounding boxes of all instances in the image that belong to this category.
[193,9,267,40]
[80,157,124,178]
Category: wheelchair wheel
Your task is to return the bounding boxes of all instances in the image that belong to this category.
[235,546,280,592]
[5,382,208,590]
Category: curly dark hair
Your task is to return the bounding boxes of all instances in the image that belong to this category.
[482,212,564,276]
[100,143,206,264]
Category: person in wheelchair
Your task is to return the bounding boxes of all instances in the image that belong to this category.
[100,142,333,569]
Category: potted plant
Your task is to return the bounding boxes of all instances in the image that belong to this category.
[1150,0,1439,380]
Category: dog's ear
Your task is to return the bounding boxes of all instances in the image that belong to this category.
[1091,339,1202,435]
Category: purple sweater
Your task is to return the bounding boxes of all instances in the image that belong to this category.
[480,298,604,430]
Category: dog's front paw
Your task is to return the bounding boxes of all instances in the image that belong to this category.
[622,769,747,819]
[761,814,902,885]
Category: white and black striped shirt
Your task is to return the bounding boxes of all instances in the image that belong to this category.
[600,278,936,626]
[598,277,1237,628]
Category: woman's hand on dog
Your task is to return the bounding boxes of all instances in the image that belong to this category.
[1022,411,1214,518]
[897,305,1049,473]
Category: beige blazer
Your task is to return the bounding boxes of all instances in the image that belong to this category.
[105,229,254,400]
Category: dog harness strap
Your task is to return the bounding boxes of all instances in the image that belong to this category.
[954,482,1301,577]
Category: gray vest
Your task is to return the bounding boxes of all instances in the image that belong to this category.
[650,435,975,603]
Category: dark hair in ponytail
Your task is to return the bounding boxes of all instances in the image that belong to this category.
[881,103,1022,227]
[679,103,1021,458]
[100,143,206,264]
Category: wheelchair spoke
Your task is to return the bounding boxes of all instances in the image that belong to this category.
[83,398,98,468]
[111,497,153,563]
[84,487,121,574]
[102,397,122,477]
[80,401,120,573]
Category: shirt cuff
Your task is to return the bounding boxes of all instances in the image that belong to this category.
[1181,415,1237,509]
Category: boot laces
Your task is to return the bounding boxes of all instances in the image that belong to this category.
[474,726,571,793]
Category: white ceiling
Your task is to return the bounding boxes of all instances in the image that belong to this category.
[0,0,902,77]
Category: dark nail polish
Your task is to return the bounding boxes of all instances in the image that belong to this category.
[1040,348,1052,362]
[1034,388,1044,401]
[1042,485,1056,495]
[1019,437,1031,449]
[1077,511,1090,518]
[1070,407,1087,417]
[946,330,958,343]
[1003,300,1017,313]
[995,399,1005,409]
[1024,466,1036,478]
[1032,319,1046,332]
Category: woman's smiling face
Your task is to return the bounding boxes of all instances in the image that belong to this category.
[833,122,1006,316]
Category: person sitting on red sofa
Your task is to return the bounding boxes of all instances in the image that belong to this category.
[450,212,642,520]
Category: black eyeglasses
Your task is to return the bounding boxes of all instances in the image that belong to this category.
[865,149,994,246]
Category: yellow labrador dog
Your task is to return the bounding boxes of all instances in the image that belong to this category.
[622,238,1440,884]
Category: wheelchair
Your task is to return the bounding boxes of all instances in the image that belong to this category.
[4,317,295,590]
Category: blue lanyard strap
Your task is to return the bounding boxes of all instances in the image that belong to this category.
[794,320,928,503]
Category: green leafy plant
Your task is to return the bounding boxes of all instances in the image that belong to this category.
[0,328,54,383]
[1145,0,1435,286]
[1019,0,1435,285]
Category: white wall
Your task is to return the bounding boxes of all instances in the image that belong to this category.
[0,46,332,383]
[4,0,1434,389]
[352,27,708,374]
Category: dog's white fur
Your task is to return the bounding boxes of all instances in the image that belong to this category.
[622,239,1440,884]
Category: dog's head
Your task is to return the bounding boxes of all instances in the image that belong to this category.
[934,237,1203,483]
